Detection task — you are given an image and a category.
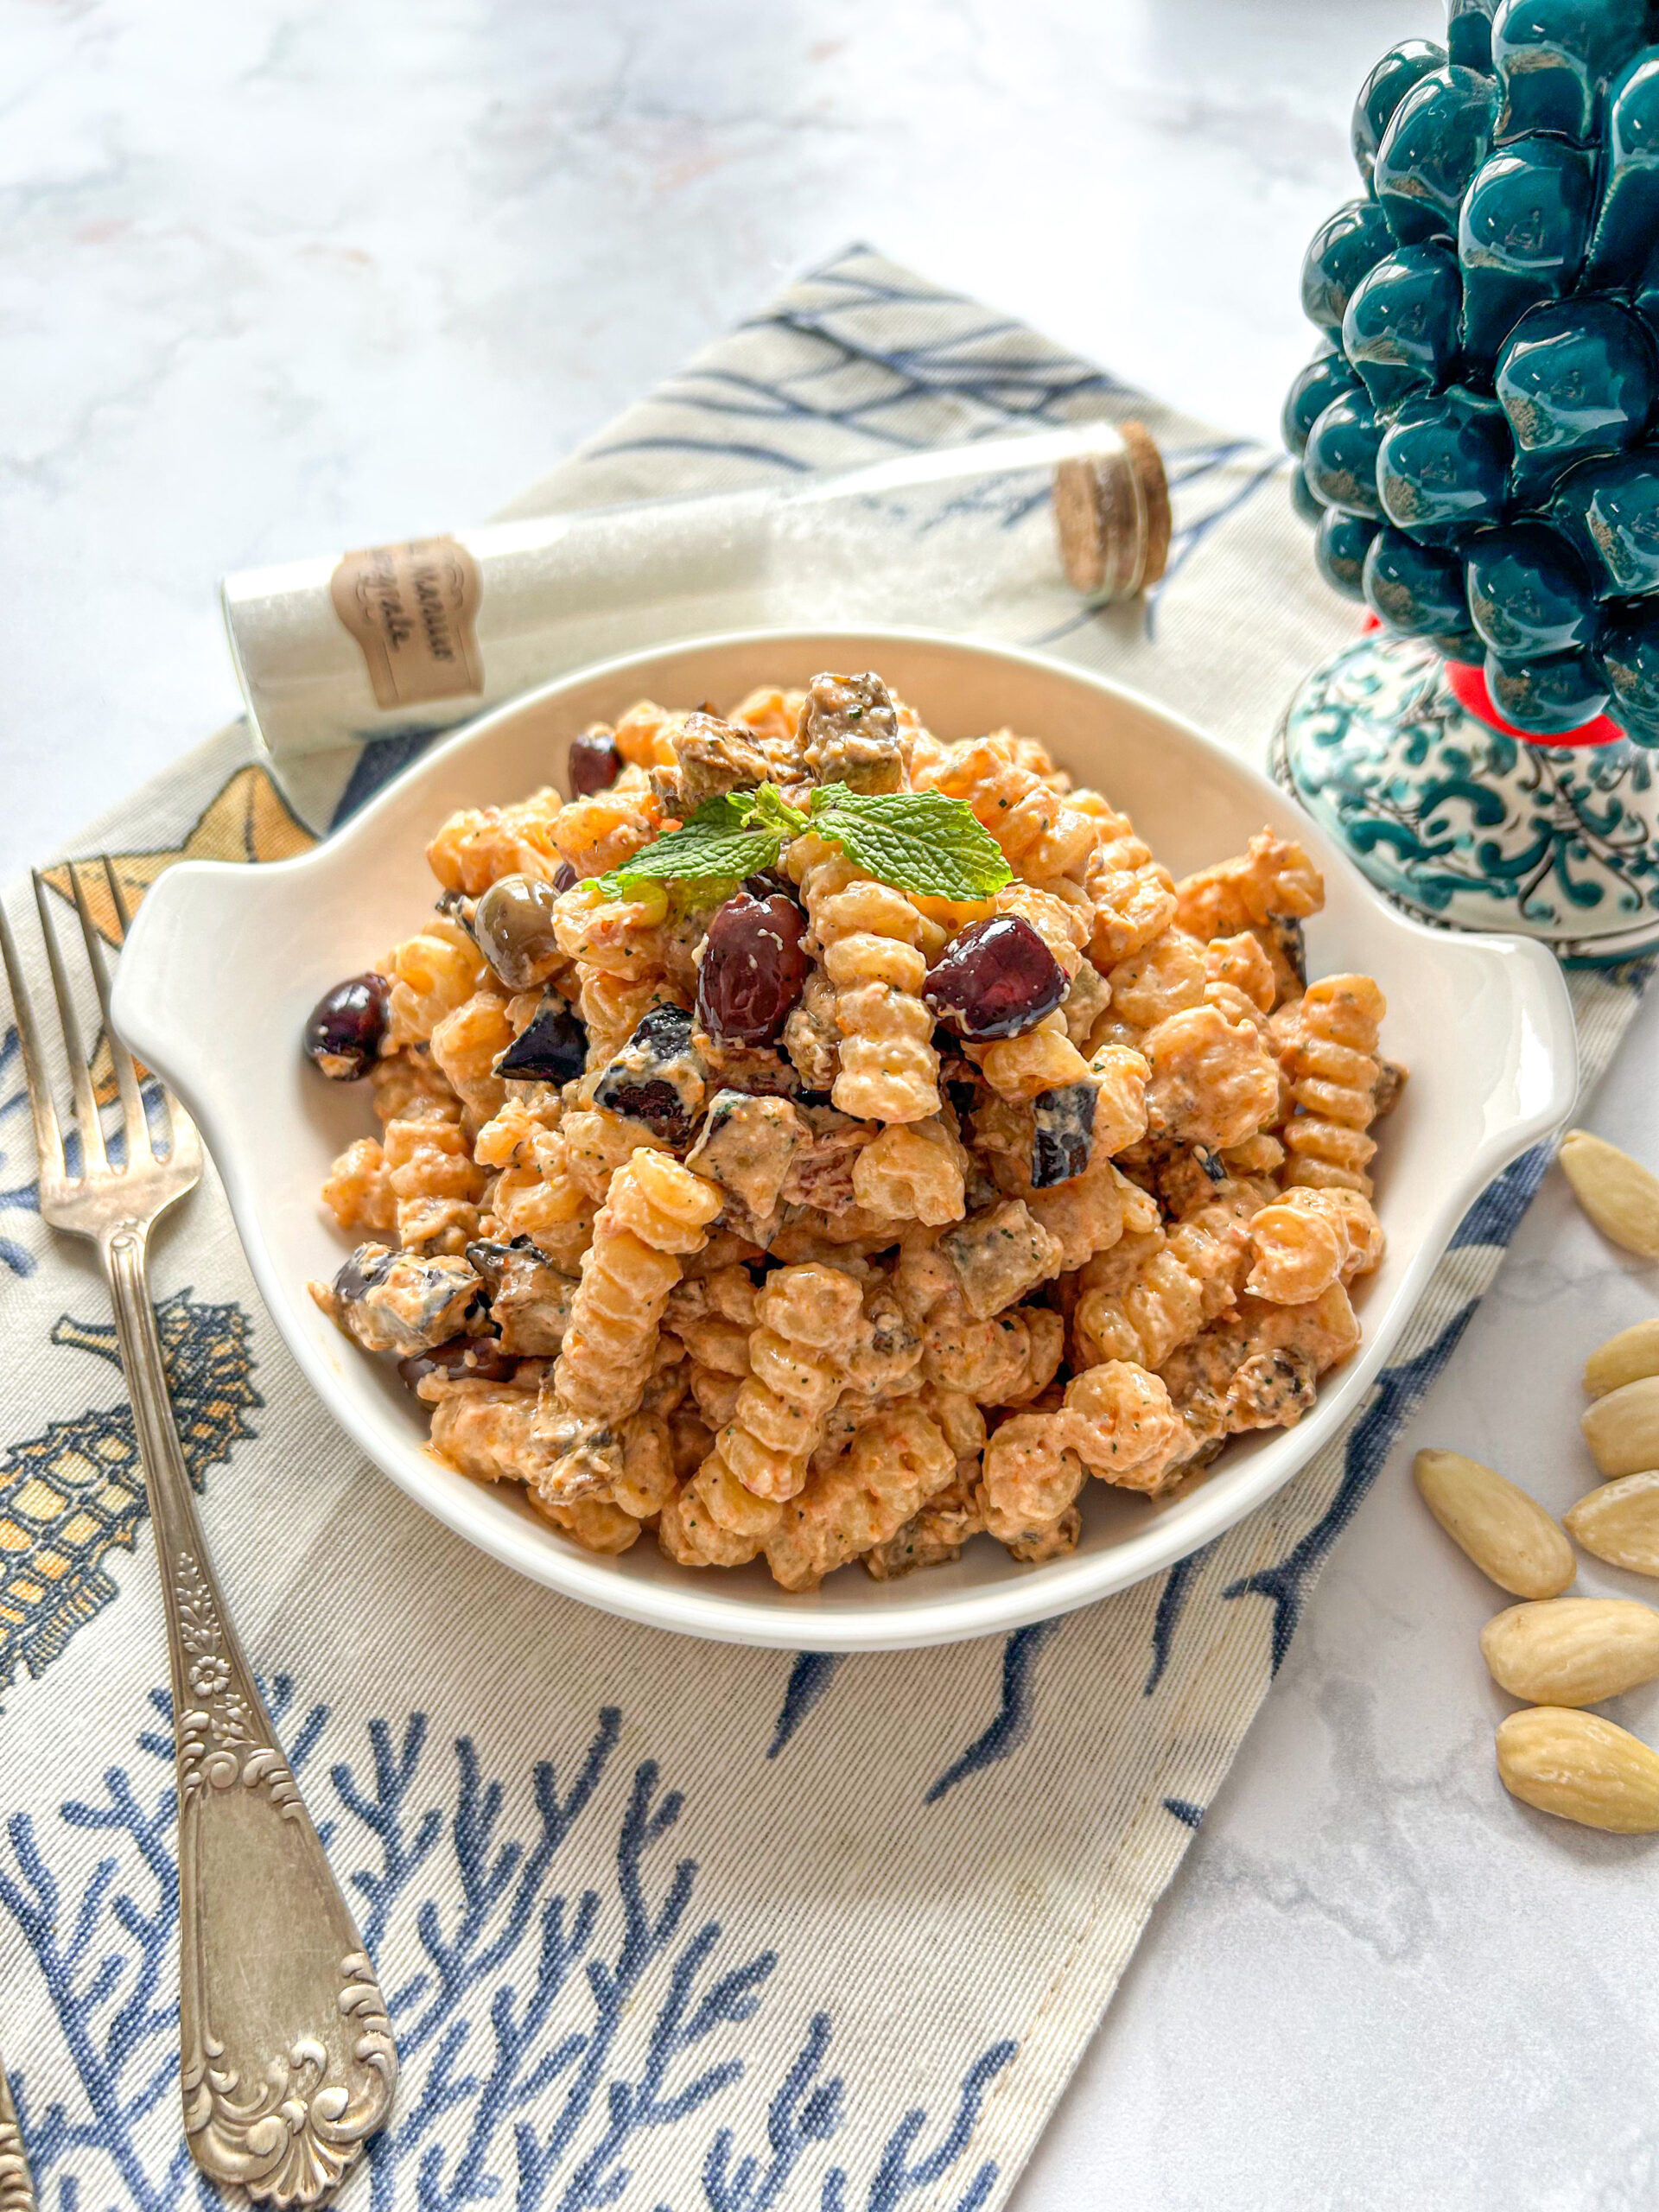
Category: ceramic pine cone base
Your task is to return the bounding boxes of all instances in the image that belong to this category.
[1276,630,1659,963]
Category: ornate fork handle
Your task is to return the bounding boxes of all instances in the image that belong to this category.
[105,1224,397,2206]
[0,2055,37,2212]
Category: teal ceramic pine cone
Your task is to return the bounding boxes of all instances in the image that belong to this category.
[1286,0,1659,744]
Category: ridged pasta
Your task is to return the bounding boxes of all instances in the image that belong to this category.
[851,1118,967,1226]
[1160,1282,1361,1465]
[994,881,1089,974]
[383,1116,486,1255]
[1085,853,1178,968]
[429,990,515,1121]
[790,836,940,1122]
[611,700,681,770]
[1204,931,1278,1014]
[1247,1187,1385,1303]
[688,1262,866,1539]
[1023,1151,1158,1275]
[1105,929,1207,1033]
[535,1152,721,1499]
[981,1357,1188,1550]
[1142,1001,1280,1151]
[480,1120,594,1274]
[426,788,564,895]
[552,879,669,978]
[321,1136,396,1236]
[1071,1192,1262,1370]
[386,917,487,1047]
[430,1388,641,1554]
[663,1265,760,1375]
[550,785,663,880]
[578,971,670,1069]
[764,1404,957,1591]
[968,1012,1093,1100]
[1173,830,1324,941]
[916,733,1107,881]
[1275,974,1388,1194]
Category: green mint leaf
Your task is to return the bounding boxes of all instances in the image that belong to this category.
[744,783,810,838]
[596,791,786,896]
[809,785,1013,899]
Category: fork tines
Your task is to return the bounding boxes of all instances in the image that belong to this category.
[0,856,188,1192]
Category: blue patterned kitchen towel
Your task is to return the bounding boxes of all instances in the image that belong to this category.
[0,245,1643,2212]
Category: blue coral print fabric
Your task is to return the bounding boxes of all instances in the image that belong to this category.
[0,245,1644,2211]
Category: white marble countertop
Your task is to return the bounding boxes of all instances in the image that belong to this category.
[9,1,1659,2202]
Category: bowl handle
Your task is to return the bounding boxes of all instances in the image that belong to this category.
[1495,932,1580,1148]
[111,857,294,1116]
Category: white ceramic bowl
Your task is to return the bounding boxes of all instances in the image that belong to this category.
[112,629,1578,1651]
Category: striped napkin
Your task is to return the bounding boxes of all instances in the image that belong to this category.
[0,244,1642,2212]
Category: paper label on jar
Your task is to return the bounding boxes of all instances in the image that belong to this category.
[328,537,484,710]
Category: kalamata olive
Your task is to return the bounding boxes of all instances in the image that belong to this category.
[396,1333,518,1391]
[497,994,589,1084]
[568,727,622,798]
[553,861,578,892]
[924,916,1065,1041]
[1031,1081,1096,1188]
[474,874,563,991]
[593,1003,705,1142]
[304,973,391,1080]
[696,893,810,1046]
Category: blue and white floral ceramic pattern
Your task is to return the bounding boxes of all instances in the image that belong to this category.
[1277,629,1659,960]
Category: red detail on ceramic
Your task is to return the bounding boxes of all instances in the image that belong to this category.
[1442,658,1622,750]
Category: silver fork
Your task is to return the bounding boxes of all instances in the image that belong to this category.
[0,861,397,2208]
[0,2051,38,2212]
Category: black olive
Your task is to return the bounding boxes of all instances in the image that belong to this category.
[474,874,563,992]
[396,1334,518,1391]
[568,728,623,798]
[553,861,578,893]
[304,974,391,1080]
[925,917,1066,1042]
[696,893,810,1046]
[497,995,589,1084]
[1031,1081,1096,1188]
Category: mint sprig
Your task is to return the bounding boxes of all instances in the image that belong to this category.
[595,782,1010,903]
[810,785,1012,900]
[593,791,789,893]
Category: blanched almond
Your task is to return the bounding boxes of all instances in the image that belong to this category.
[1413,1448,1574,1599]
[1560,1129,1659,1259]
[1479,1598,1659,1707]
[1585,1319,1659,1398]
[1565,1471,1659,1577]
[1496,1707,1659,1832]
[1581,1376,1659,1477]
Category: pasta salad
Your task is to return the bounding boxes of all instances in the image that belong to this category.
[305,671,1400,1592]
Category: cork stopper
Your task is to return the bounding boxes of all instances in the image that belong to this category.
[1052,420,1171,603]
